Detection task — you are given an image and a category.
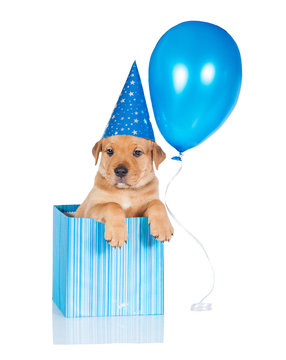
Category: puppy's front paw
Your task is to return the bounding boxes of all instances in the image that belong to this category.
[149,216,174,242]
[104,221,128,248]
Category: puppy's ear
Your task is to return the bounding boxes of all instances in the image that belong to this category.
[92,139,103,165]
[152,142,166,170]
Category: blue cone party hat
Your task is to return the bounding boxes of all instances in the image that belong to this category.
[103,62,155,141]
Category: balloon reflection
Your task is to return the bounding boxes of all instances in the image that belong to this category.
[201,63,215,85]
[173,63,189,93]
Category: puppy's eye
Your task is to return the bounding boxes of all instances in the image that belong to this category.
[106,148,114,156]
[133,150,142,157]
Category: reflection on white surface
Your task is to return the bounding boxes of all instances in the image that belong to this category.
[52,302,164,344]
[173,64,189,93]
[201,63,215,85]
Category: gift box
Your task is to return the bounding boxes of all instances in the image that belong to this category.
[52,205,164,317]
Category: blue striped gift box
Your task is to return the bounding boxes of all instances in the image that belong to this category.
[53,205,164,317]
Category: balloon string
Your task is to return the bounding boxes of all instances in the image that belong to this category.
[164,153,215,311]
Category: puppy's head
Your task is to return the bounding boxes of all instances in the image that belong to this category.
[92,135,166,189]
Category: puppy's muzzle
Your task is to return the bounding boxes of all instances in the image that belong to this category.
[114,166,128,178]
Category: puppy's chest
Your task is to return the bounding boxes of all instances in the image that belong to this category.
[114,193,147,216]
[119,195,144,214]
[93,185,157,217]
[121,197,132,210]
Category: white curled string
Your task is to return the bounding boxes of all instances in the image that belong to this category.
[164,153,215,311]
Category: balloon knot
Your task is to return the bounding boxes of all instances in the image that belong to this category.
[171,152,183,161]
[171,156,182,161]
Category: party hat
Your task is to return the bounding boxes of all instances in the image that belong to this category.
[103,61,155,141]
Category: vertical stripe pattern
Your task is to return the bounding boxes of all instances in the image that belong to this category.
[53,205,164,318]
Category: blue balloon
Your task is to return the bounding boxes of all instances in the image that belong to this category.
[149,21,242,153]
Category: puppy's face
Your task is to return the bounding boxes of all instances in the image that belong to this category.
[92,135,166,189]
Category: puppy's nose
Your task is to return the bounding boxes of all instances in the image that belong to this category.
[114,166,128,178]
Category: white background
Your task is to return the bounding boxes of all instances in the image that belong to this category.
[1,0,286,358]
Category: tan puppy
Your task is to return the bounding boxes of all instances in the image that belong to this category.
[75,135,174,247]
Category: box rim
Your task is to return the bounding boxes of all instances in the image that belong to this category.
[53,204,149,222]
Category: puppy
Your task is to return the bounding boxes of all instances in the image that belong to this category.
[75,135,174,247]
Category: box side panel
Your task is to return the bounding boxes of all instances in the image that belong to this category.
[125,218,141,316]
[53,207,60,306]
[138,217,164,316]
[53,206,68,316]
[54,205,164,318]
[66,217,106,317]
[66,216,85,317]
[101,217,164,317]
[93,221,110,317]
